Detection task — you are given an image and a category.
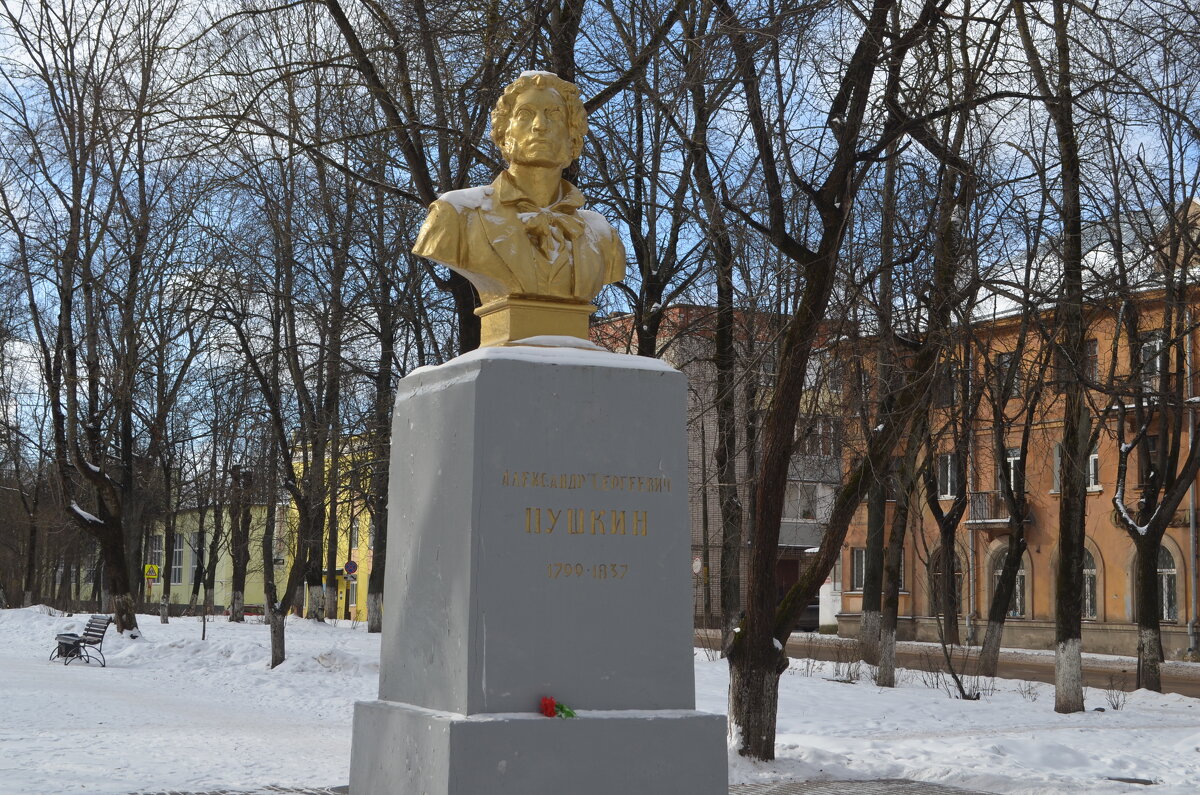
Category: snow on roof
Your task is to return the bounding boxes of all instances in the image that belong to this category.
[972,205,1178,323]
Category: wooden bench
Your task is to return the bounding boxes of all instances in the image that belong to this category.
[49,614,113,667]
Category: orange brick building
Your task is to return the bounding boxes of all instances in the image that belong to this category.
[838,209,1200,658]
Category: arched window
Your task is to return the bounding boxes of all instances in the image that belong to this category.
[930,547,962,614]
[1158,546,1178,622]
[991,550,1025,618]
[1083,549,1097,620]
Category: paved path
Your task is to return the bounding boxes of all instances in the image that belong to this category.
[732,782,988,794]
[135,782,988,794]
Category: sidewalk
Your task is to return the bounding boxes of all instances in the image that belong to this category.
[732,783,988,794]
[136,782,989,795]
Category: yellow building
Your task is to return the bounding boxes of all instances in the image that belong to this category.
[145,501,376,620]
[144,505,271,613]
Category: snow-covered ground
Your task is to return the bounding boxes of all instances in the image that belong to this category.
[4,606,1199,794]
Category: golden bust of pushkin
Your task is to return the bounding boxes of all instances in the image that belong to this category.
[413,72,626,346]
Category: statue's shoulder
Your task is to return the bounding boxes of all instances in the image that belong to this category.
[432,185,496,215]
[577,208,621,241]
[417,186,494,266]
[576,208,625,283]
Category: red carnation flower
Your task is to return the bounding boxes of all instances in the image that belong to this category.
[540,696,556,718]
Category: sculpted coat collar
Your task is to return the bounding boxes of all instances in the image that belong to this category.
[493,170,585,215]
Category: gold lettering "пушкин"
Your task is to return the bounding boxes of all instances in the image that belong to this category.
[524,508,648,536]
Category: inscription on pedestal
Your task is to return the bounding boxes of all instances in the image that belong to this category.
[509,470,665,588]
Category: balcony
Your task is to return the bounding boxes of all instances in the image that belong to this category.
[787,454,840,484]
[966,490,1017,529]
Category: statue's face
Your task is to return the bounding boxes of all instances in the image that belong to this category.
[502,86,571,169]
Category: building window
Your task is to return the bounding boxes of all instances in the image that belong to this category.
[784,482,819,521]
[350,516,359,550]
[1084,338,1099,382]
[1140,332,1164,391]
[173,535,186,585]
[883,457,901,501]
[798,416,838,457]
[990,550,1025,618]
[1158,546,1178,622]
[1051,443,1099,491]
[1055,339,1099,389]
[148,536,163,580]
[849,548,904,592]
[1142,435,1159,488]
[1052,444,1062,493]
[930,547,963,614]
[854,366,872,409]
[995,351,1022,399]
[850,548,866,591]
[937,453,959,499]
[191,531,201,582]
[1083,549,1097,620]
[1001,447,1022,493]
[885,548,905,592]
[804,352,842,394]
[933,361,958,408]
[758,344,778,388]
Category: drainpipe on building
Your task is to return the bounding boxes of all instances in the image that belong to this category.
[1188,309,1198,654]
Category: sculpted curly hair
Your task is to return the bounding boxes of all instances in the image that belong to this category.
[490,72,587,165]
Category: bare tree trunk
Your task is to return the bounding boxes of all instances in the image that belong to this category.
[268,608,286,668]
[860,485,885,664]
[186,506,206,615]
[22,517,37,608]
[204,451,225,616]
[161,517,175,625]
[366,468,387,634]
[939,537,961,647]
[677,27,744,647]
[262,399,288,667]
[978,529,1026,677]
[1133,540,1164,691]
[325,446,341,623]
[877,422,921,687]
[1014,0,1087,715]
[728,645,783,757]
[861,127,901,666]
[229,466,252,622]
[307,581,324,621]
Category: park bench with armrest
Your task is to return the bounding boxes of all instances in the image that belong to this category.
[49,614,113,667]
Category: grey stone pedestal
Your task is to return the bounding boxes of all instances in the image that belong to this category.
[349,341,727,794]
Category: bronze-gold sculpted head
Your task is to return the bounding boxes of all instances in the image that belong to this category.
[490,72,587,168]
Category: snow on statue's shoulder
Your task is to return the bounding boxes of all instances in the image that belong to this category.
[437,185,493,212]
